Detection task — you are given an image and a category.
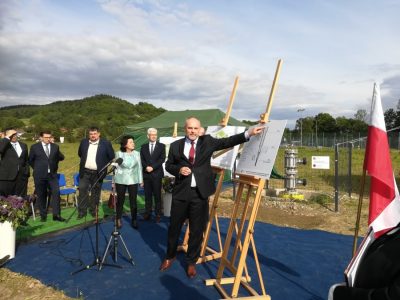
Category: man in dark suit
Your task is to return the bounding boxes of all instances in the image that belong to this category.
[159,117,263,278]
[77,126,115,219]
[330,225,400,300]
[0,128,30,197]
[140,128,165,222]
[29,131,65,222]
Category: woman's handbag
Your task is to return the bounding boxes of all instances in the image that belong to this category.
[108,193,116,209]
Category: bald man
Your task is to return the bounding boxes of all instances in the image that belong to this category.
[159,117,263,278]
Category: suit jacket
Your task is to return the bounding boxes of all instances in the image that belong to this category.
[114,150,143,185]
[78,138,115,178]
[166,133,247,200]
[140,142,166,180]
[334,226,400,300]
[0,138,30,180]
[29,142,64,179]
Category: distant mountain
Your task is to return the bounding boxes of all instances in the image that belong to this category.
[0,94,166,141]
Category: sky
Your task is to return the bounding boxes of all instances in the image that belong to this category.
[0,0,399,128]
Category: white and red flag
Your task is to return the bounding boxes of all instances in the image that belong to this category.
[363,83,400,238]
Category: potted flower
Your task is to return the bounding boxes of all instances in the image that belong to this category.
[0,195,30,259]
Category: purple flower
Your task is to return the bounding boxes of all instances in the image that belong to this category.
[0,195,29,229]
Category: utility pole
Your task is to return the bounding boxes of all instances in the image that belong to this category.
[297,108,305,147]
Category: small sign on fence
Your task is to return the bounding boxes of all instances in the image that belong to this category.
[311,156,330,169]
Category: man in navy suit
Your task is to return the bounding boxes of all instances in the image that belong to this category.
[0,128,30,197]
[159,117,263,278]
[140,128,165,222]
[77,126,114,219]
[29,131,65,222]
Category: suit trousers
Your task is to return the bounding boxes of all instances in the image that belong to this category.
[0,171,28,197]
[144,177,162,215]
[115,183,138,220]
[78,169,103,216]
[34,174,60,218]
[166,188,209,263]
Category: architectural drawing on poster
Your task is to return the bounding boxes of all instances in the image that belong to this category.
[236,120,287,179]
[206,126,246,170]
[159,136,183,177]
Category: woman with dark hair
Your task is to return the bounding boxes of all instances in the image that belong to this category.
[114,135,143,229]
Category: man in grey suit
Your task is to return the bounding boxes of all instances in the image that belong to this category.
[29,131,65,222]
[0,128,30,197]
[140,128,165,222]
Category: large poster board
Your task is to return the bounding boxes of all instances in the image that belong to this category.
[206,126,246,170]
[236,120,287,179]
[159,136,183,177]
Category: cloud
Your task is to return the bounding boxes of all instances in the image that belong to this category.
[0,0,399,129]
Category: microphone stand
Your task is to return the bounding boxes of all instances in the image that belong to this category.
[66,160,115,223]
[100,166,135,269]
[71,168,120,275]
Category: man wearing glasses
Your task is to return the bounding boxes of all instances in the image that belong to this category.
[29,131,65,222]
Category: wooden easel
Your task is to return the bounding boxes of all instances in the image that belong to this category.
[206,59,283,299]
[177,76,241,263]
[172,122,178,138]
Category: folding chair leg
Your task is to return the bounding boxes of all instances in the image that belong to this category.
[31,202,36,221]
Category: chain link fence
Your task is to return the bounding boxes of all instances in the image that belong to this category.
[266,131,400,211]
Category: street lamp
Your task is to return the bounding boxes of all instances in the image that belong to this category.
[297,108,305,147]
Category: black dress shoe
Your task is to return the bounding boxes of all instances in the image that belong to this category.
[40,216,47,222]
[131,220,138,230]
[53,215,66,222]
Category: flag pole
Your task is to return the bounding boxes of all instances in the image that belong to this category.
[352,168,367,256]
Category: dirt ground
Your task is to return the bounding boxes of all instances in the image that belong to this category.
[0,188,369,299]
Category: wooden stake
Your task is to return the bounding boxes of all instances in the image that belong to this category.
[220,76,239,127]
[352,168,367,256]
[173,122,178,138]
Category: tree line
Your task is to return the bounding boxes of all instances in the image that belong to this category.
[0,94,165,142]
[2,95,400,143]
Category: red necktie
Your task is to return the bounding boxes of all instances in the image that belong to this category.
[189,141,195,164]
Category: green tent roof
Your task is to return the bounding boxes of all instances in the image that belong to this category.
[123,109,247,149]
[125,109,246,132]
[123,108,283,180]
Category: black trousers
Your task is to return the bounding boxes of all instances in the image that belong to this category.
[0,172,28,197]
[166,188,209,264]
[144,177,162,215]
[115,183,138,220]
[34,173,60,218]
[77,169,102,216]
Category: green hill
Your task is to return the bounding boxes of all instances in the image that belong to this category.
[0,94,166,141]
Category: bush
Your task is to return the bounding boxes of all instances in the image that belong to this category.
[308,193,331,206]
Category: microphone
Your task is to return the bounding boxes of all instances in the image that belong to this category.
[109,158,123,173]
[98,158,122,174]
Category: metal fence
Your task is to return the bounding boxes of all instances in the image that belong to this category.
[266,131,400,211]
[284,131,400,149]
